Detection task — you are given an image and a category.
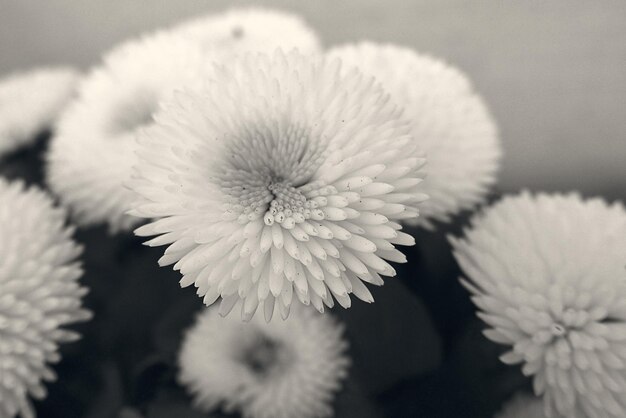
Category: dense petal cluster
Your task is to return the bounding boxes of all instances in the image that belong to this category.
[450,192,626,418]
[495,394,547,418]
[178,304,349,418]
[0,67,78,158]
[47,31,206,232]
[0,178,91,418]
[328,42,500,228]
[173,7,321,55]
[131,50,427,320]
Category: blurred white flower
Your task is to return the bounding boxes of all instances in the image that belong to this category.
[173,7,321,55]
[0,178,91,418]
[178,304,349,418]
[131,50,427,320]
[328,42,500,228]
[47,31,206,232]
[495,394,546,418]
[0,67,78,158]
[450,192,626,418]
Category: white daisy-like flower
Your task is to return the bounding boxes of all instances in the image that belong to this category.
[0,178,91,418]
[178,304,349,418]
[327,42,501,228]
[495,393,546,418]
[0,67,79,158]
[173,7,321,55]
[46,31,207,232]
[450,192,626,418]
[130,50,427,320]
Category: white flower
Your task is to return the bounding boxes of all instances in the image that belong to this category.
[178,304,349,418]
[46,31,206,232]
[327,42,501,228]
[0,178,91,418]
[0,67,78,158]
[450,192,626,418]
[173,7,321,55]
[131,50,427,320]
[495,393,547,418]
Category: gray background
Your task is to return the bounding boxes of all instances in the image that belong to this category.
[2,0,624,199]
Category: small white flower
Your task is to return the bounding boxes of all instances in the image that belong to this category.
[328,42,501,228]
[131,50,427,320]
[178,304,349,418]
[173,7,321,55]
[450,192,626,418]
[495,393,547,418]
[0,67,78,158]
[0,178,91,418]
[47,31,206,232]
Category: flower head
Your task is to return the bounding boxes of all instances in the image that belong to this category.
[47,31,206,232]
[495,394,546,418]
[178,304,349,418]
[131,50,427,320]
[173,7,321,55]
[0,67,78,158]
[0,178,91,418]
[450,192,626,418]
[328,42,500,228]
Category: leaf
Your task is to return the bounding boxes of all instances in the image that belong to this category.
[334,277,442,395]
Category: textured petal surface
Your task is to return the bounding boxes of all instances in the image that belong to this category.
[46,31,207,232]
[0,178,90,418]
[0,67,78,158]
[451,191,626,418]
[178,304,349,418]
[131,50,427,320]
[172,7,321,55]
[328,42,500,228]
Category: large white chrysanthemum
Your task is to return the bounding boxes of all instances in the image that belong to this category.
[495,393,547,418]
[47,31,206,232]
[0,178,91,418]
[178,304,349,418]
[328,42,500,228]
[131,50,427,320]
[450,192,626,418]
[0,67,78,158]
[173,7,321,55]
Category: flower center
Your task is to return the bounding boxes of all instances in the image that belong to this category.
[550,323,567,337]
[226,175,336,228]
[236,331,292,379]
[219,123,334,227]
[231,26,244,39]
[263,180,329,228]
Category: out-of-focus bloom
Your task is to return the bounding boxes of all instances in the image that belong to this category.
[0,178,91,418]
[0,67,79,158]
[178,304,349,418]
[47,31,206,232]
[495,394,546,418]
[131,50,427,320]
[173,7,321,55]
[450,192,626,418]
[328,42,500,228]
